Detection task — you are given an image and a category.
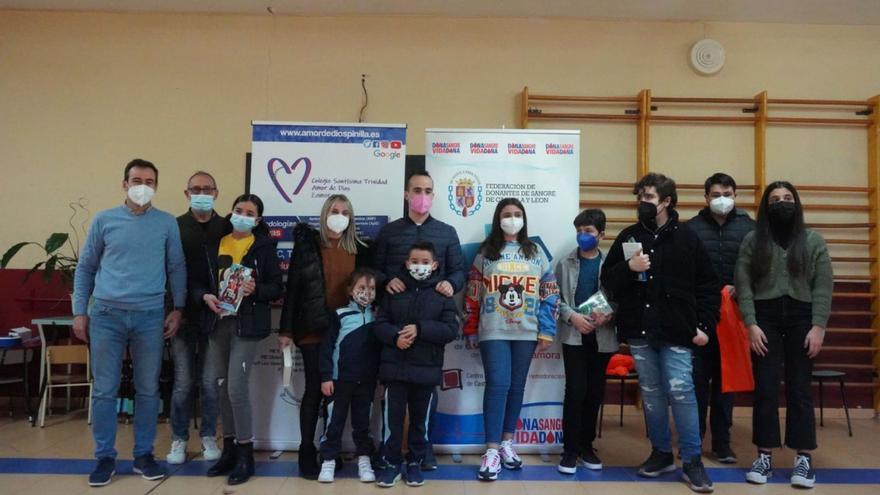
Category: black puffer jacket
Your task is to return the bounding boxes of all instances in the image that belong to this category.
[190,226,285,340]
[374,272,459,386]
[687,207,755,286]
[375,215,466,293]
[601,210,720,348]
[278,223,374,345]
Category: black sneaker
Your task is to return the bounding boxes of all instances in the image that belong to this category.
[557,452,578,474]
[791,453,816,489]
[712,444,738,464]
[682,457,714,493]
[376,462,402,488]
[133,454,166,481]
[421,448,438,471]
[745,452,772,484]
[88,457,116,487]
[580,447,603,470]
[638,449,676,478]
[405,461,425,487]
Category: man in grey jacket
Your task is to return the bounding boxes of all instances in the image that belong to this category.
[554,208,617,474]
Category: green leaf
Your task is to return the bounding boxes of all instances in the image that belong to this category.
[44,233,69,254]
[1,242,37,268]
[23,261,46,283]
[43,256,58,282]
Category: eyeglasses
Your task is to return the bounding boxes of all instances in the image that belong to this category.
[188,187,216,194]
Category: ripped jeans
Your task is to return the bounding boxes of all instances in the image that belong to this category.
[629,339,702,461]
[207,318,259,442]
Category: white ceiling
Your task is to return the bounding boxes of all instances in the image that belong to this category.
[3,0,880,25]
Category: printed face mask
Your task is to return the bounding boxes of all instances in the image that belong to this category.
[326,214,350,234]
[353,288,375,307]
[500,217,524,236]
[709,196,735,216]
[408,263,433,281]
[127,184,155,207]
[230,213,256,233]
[190,194,214,212]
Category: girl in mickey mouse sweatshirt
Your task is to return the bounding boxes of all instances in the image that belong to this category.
[463,198,560,482]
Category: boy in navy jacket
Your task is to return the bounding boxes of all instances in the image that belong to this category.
[374,242,459,488]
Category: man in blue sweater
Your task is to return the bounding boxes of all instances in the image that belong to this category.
[72,159,187,487]
[374,170,465,470]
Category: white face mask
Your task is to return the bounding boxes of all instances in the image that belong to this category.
[127,184,155,207]
[709,196,735,216]
[326,214,350,234]
[500,217,524,236]
[408,263,433,281]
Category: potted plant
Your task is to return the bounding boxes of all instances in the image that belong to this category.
[0,199,90,303]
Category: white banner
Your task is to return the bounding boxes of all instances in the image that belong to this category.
[248,121,407,450]
[426,129,581,454]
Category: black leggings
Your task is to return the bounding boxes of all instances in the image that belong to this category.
[298,343,323,449]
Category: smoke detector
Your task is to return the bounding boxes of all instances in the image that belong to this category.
[689,38,725,75]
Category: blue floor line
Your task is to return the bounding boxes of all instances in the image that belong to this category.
[0,458,878,484]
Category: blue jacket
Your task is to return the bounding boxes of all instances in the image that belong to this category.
[374,272,459,386]
[319,301,380,383]
[374,215,466,293]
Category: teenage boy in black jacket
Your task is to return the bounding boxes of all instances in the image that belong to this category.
[601,173,720,494]
[373,242,458,488]
[686,173,756,464]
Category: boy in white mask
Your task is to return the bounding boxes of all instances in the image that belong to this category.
[373,242,459,488]
[686,173,755,464]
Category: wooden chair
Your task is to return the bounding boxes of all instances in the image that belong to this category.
[38,344,92,427]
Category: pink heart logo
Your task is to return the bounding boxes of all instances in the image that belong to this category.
[268,157,311,203]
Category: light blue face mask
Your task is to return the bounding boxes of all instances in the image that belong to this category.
[190,194,214,212]
[230,213,256,233]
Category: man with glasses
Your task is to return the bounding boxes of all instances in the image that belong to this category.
[165,171,228,465]
[73,159,187,486]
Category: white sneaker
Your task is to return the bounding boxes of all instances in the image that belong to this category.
[499,440,523,470]
[318,460,336,483]
[166,439,187,465]
[358,455,376,482]
[201,436,221,461]
[478,448,501,481]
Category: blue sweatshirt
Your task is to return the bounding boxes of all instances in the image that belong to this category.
[73,204,187,315]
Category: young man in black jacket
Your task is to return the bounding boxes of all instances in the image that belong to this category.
[373,242,459,488]
[687,173,756,464]
[167,171,228,465]
[601,173,720,493]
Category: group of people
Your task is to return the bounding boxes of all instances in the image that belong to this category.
[71,159,833,492]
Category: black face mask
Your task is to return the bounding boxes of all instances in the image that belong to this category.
[638,201,658,224]
[767,201,796,225]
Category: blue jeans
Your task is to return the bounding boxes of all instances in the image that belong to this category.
[630,340,702,460]
[170,329,218,440]
[89,303,165,460]
[480,339,537,445]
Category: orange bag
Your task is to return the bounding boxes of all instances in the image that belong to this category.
[606,353,635,377]
[717,286,754,393]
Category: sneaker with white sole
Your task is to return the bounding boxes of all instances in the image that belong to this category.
[166,439,187,465]
[499,440,522,470]
[791,453,816,489]
[200,436,221,461]
[746,452,773,484]
[478,448,502,481]
[318,459,335,483]
[357,455,376,482]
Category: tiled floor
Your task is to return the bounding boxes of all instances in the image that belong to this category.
[0,410,877,494]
